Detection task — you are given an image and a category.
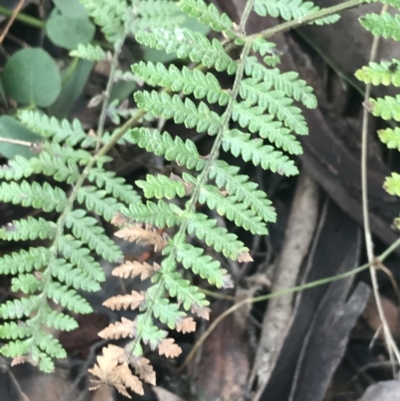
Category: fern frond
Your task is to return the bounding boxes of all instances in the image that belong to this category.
[131,127,207,171]
[69,43,106,61]
[18,110,96,147]
[253,0,340,24]
[252,37,277,57]
[77,186,120,221]
[135,28,238,73]
[245,56,317,108]
[132,62,229,106]
[355,60,400,86]
[47,282,92,314]
[147,289,185,329]
[173,242,232,288]
[0,247,50,274]
[179,0,236,36]
[0,181,67,212]
[126,201,184,228]
[58,236,106,282]
[209,160,277,223]
[11,274,43,294]
[87,169,141,204]
[370,95,400,120]
[240,79,308,135]
[65,209,122,262]
[222,129,299,175]
[185,211,249,259]
[360,12,400,41]
[378,127,400,150]
[135,91,222,135]
[51,258,101,292]
[42,310,79,331]
[384,172,400,196]
[0,217,56,241]
[136,174,189,199]
[232,102,302,154]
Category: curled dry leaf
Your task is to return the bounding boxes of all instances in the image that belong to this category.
[176,317,196,334]
[115,225,168,251]
[89,345,144,398]
[103,291,145,311]
[98,317,137,340]
[111,212,130,226]
[158,338,182,358]
[112,260,161,281]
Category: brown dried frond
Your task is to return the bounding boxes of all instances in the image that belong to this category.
[112,260,161,281]
[11,355,35,367]
[98,317,137,340]
[130,356,156,386]
[103,291,145,311]
[111,212,130,227]
[176,317,196,334]
[89,345,144,398]
[158,338,182,358]
[191,305,211,320]
[115,224,168,251]
[237,251,253,263]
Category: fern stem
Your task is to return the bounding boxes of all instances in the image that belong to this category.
[95,40,124,150]
[0,5,44,29]
[239,0,255,33]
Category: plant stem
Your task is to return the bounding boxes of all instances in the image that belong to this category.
[0,5,44,29]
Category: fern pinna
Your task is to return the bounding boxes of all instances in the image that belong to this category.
[0,0,183,374]
[355,0,400,214]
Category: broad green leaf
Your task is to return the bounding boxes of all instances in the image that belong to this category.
[46,9,95,50]
[52,0,88,19]
[3,48,61,107]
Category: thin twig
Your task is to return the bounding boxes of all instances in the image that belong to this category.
[0,0,25,45]
[0,136,33,147]
[360,3,400,365]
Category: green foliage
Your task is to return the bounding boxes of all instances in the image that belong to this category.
[253,0,340,24]
[3,48,61,107]
[0,108,139,370]
[356,1,400,230]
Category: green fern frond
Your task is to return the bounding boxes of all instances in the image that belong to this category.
[0,181,67,212]
[355,60,400,86]
[245,56,317,108]
[384,172,400,196]
[253,0,340,24]
[18,110,96,148]
[135,27,238,73]
[65,209,122,262]
[132,61,230,106]
[378,127,400,150]
[221,129,299,175]
[136,174,189,199]
[240,79,308,135]
[0,217,56,241]
[252,37,277,57]
[360,12,400,41]
[209,160,276,223]
[131,127,207,171]
[126,201,185,228]
[0,247,51,274]
[370,95,400,120]
[173,242,231,288]
[58,236,106,282]
[232,102,302,154]
[179,0,236,36]
[69,43,106,61]
[47,282,92,314]
[135,91,222,134]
